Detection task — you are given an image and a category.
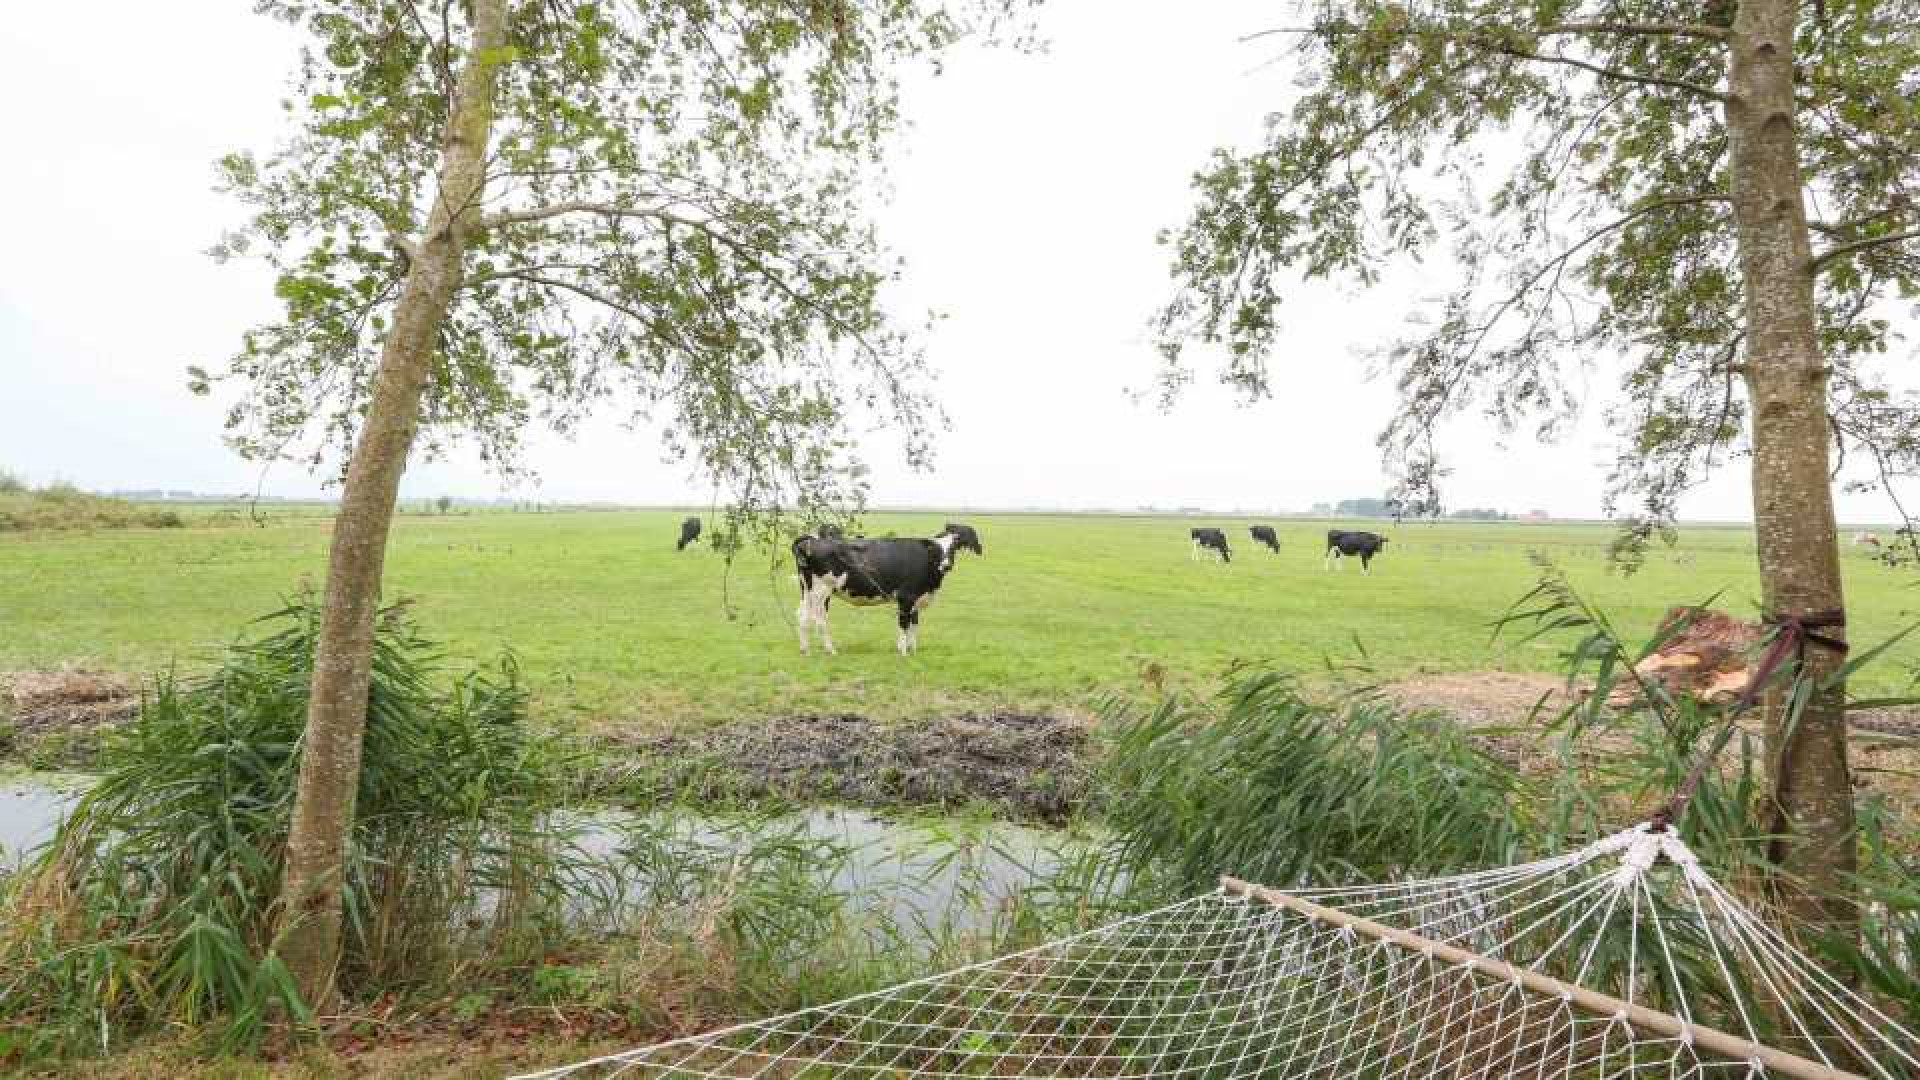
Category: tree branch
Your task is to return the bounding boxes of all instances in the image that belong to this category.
[477,199,673,230]
[1485,39,1730,102]
[1245,19,1728,45]
[1810,228,1920,274]
[1537,21,1729,44]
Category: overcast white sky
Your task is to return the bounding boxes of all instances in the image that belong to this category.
[0,2,1909,521]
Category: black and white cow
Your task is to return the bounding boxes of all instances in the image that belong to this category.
[1324,530,1388,573]
[1190,527,1231,563]
[1250,525,1280,553]
[793,526,978,655]
[676,516,702,551]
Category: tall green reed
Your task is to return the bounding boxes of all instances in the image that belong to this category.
[1088,671,1531,902]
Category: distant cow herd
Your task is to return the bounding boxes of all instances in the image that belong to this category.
[673,516,1388,654]
[1189,525,1390,573]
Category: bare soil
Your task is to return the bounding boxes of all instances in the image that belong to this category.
[1381,669,1920,821]
[1384,669,1920,739]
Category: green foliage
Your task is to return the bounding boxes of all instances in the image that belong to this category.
[0,598,596,1059]
[1091,672,1530,900]
[1156,3,1920,545]
[211,0,1030,538]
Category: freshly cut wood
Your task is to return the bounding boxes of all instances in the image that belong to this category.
[1609,606,1763,706]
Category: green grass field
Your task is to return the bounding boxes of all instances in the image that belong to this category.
[1,509,1916,728]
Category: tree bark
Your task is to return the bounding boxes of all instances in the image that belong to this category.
[273,0,509,1010]
[1723,0,1855,930]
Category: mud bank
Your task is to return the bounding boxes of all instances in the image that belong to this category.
[0,670,139,768]
[604,712,1094,821]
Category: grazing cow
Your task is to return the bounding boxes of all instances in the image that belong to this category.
[943,522,984,555]
[676,516,702,551]
[1853,531,1883,548]
[793,526,977,655]
[1190,527,1231,563]
[1249,525,1280,553]
[1324,530,1388,573]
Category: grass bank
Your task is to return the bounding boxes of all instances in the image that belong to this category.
[0,475,185,533]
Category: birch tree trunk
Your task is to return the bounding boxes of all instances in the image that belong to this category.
[273,0,508,1009]
[1724,0,1855,930]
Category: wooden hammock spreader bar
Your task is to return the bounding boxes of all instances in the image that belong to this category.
[1219,876,1863,1080]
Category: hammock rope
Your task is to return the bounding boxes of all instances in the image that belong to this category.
[517,824,1918,1079]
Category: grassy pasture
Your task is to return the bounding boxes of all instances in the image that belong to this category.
[0,508,1915,728]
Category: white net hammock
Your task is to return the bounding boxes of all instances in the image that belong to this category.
[519,824,1919,1079]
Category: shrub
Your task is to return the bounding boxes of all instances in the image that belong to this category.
[0,477,185,531]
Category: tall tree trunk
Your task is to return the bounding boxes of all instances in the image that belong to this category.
[273,0,508,1010]
[1724,0,1855,931]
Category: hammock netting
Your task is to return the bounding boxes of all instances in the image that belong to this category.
[520,825,1918,1079]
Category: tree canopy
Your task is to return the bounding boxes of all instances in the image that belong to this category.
[203,0,1023,523]
[1156,0,1920,561]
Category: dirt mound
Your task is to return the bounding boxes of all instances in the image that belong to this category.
[1,669,138,731]
[606,712,1093,821]
[0,669,139,765]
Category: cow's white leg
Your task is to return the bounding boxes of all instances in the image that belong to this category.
[816,594,837,655]
[814,577,841,655]
[798,579,839,654]
[1190,541,1200,561]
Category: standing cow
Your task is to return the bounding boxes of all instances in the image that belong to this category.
[1190,527,1231,563]
[1324,530,1388,573]
[793,525,980,655]
[676,516,702,551]
[1249,525,1280,553]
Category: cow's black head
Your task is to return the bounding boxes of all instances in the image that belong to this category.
[941,522,983,556]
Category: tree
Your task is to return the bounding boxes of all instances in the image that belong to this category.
[1156,1,1920,928]
[204,0,1017,1008]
